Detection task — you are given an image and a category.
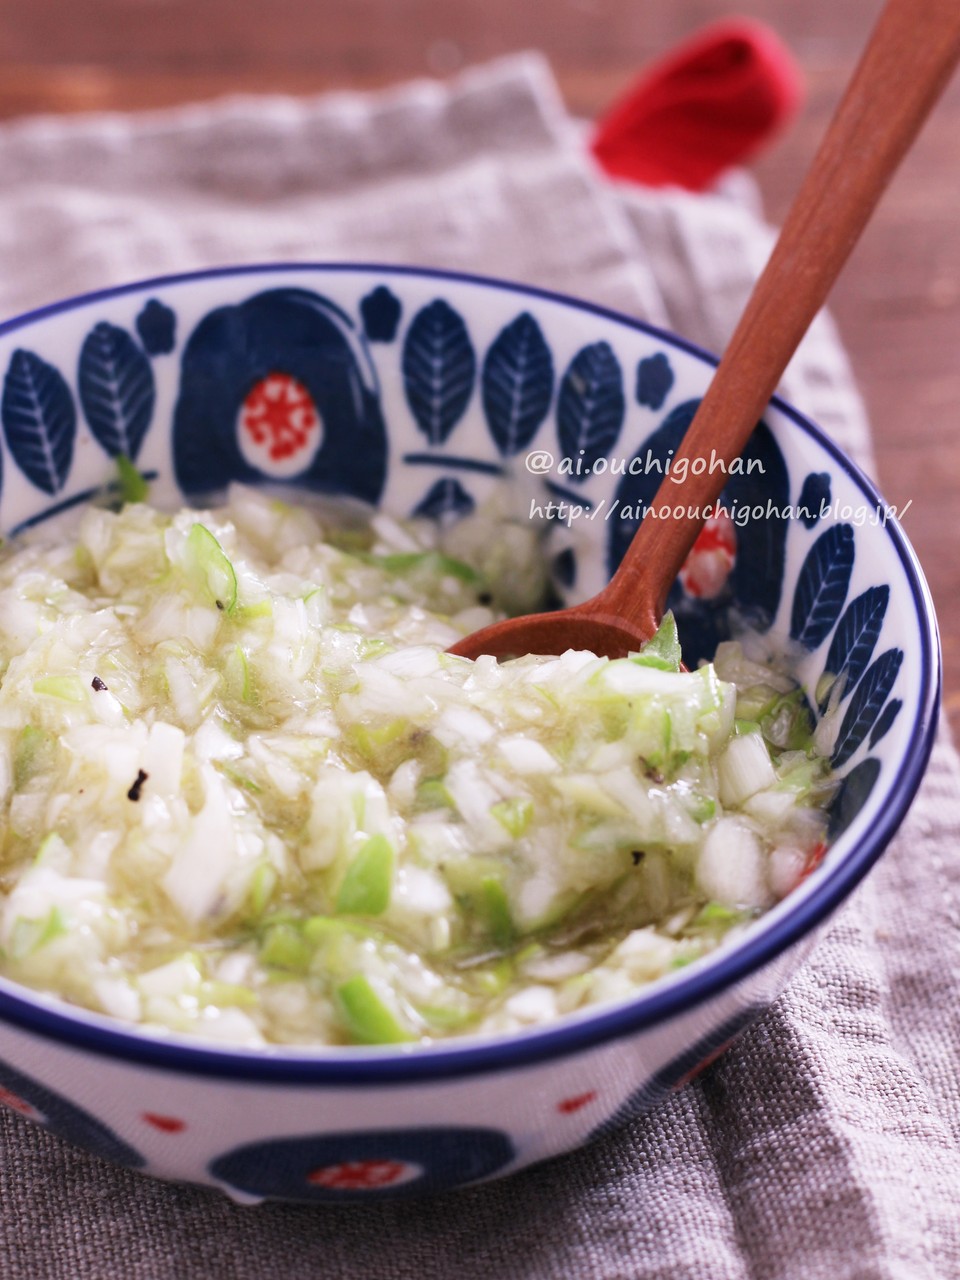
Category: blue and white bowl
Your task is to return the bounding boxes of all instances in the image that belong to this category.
[0,265,939,1202]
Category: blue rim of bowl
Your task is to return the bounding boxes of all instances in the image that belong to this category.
[0,262,942,1082]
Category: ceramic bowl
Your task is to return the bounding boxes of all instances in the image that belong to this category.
[0,265,939,1202]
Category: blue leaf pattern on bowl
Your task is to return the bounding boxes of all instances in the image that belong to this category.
[402,299,476,445]
[556,341,625,481]
[828,757,881,837]
[360,285,402,343]
[831,648,904,768]
[411,476,475,524]
[869,698,902,749]
[820,585,889,709]
[78,322,155,462]
[790,523,855,650]
[1,349,75,496]
[552,547,577,589]
[482,312,553,456]
[798,471,831,527]
[135,299,177,356]
[635,351,674,410]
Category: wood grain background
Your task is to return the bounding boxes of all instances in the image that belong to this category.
[0,0,957,732]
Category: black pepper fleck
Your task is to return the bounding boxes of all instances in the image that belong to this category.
[631,850,646,867]
[127,769,148,802]
[91,676,108,692]
[215,599,225,611]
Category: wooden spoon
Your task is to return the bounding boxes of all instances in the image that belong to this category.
[449,0,960,662]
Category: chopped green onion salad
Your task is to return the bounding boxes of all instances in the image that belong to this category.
[0,485,835,1046]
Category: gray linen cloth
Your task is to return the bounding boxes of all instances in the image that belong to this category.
[0,55,958,1280]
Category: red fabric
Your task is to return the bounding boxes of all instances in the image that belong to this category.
[591,18,804,192]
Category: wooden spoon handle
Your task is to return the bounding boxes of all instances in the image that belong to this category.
[600,0,960,627]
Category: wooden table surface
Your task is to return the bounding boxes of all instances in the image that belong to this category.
[0,0,957,735]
